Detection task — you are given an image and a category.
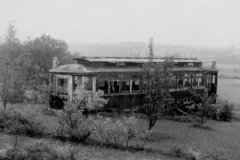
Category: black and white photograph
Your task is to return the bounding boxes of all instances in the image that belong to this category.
[0,0,239,159]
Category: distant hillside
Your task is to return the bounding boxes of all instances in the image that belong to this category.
[68,42,240,64]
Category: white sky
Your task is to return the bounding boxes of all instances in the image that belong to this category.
[0,0,240,47]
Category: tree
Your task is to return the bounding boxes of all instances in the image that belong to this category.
[192,88,217,124]
[0,23,30,108]
[25,35,73,75]
[142,38,175,130]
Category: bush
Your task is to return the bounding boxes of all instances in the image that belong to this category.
[170,144,183,158]
[207,104,219,120]
[217,101,233,121]
[90,116,117,145]
[134,129,152,150]
[2,147,27,160]
[0,109,14,130]
[0,108,45,137]
[24,141,66,160]
[0,141,74,160]
[55,102,91,142]
[90,115,150,149]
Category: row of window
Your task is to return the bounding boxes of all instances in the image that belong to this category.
[54,73,216,95]
[97,79,140,94]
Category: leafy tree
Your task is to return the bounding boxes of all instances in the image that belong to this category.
[142,38,175,130]
[25,34,73,75]
[0,23,30,108]
[192,88,217,124]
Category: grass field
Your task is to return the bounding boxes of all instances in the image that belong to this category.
[218,63,240,112]
[0,103,240,160]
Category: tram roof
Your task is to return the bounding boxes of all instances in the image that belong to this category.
[49,64,217,75]
[73,57,203,63]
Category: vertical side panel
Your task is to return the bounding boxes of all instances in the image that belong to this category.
[68,75,73,101]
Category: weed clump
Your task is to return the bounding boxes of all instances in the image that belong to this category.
[170,144,183,158]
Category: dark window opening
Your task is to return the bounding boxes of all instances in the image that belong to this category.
[97,80,109,93]
[121,80,130,92]
[110,80,120,93]
[199,78,204,86]
[185,80,190,87]
[73,76,82,92]
[178,79,183,86]
[132,80,140,92]
[193,78,198,86]
[57,78,68,94]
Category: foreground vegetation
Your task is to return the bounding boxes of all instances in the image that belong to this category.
[0,103,239,160]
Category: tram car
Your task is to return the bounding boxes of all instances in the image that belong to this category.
[49,56,218,110]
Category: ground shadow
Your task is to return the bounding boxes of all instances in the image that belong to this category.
[188,123,214,131]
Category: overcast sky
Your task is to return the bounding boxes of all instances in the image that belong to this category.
[0,0,240,48]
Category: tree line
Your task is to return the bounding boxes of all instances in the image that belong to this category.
[0,23,73,108]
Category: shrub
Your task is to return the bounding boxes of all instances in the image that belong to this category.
[217,101,233,121]
[207,104,219,120]
[134,129,152,150]
[71,77,108,114]
[55,102,91,142]
[170,144,183,158]
[24,141,66,160]
[24,89,40,103]
[90,116,150,149]
[90,116,116,145]
[3,147,28,160]
[0,108,45,137]
[0,141,73,160]
[0,109,14,130]
[122,116,138,148]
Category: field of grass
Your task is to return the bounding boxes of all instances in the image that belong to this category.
[217,63,240,112]
[0,103,240,160]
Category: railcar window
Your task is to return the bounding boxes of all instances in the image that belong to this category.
[84,76,93,91]
[184,80,190,87]
[73,76,82,91]
[110,80,120,93]
[97,80,109,93]
[121,80,130,92]
[141,80,147,91]
[57,78,68,94]
[199,78,203,86]
[212,75,215,84]
[184,74,190,87]
[132,80,140,92]
[177,74,184,87]
[193,74,198,86]
[193,78,197,86]
[178,79,183,86]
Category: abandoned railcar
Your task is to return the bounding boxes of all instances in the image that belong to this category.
[48,57,218,109]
